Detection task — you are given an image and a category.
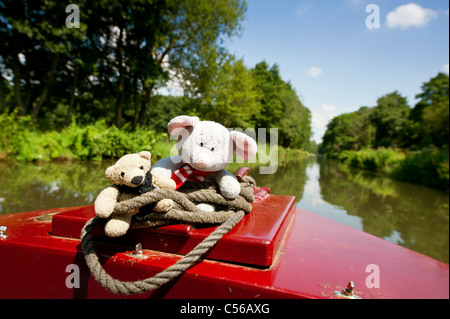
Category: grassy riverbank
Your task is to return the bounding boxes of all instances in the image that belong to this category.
[0,113,170,162]
[330,148,449,192]
[0,112,310,166]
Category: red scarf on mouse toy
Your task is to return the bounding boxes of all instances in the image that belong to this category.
[171,163,214,190]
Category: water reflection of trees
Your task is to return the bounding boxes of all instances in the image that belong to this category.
[0,156,314,214]
[1,157,447,263]
[318,158,449,263]
[244,156,316,201]
[0,161,112,214]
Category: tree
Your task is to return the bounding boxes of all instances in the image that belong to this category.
[79,0,171,128]
[321,107,374,155]
[199,55,260,128]
[0,0,86,119]
[251,62,285,129]
[411,73,449,148]
[146,95,184,133]
[322,113,359,155]
[0,0,247,129]
[0,0,316,149]
[370,91,411,148]
[151,0,247,125]
[244,61,313,148]
[277,82,311,148]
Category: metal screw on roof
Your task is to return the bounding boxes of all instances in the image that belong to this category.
[333,281,362,299]
[0,226,7,239]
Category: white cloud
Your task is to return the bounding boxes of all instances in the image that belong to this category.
[312,103,338,143]
[322,103,337,113]
[443,63,449,74]
[386,3,438,30]
[349,0,363,7]
[295,3,312,16]
[305,66,324,78]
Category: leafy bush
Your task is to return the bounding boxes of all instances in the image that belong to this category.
[391,148,449,191]
[333,147,448,191]
[0,113,168,161]
[337,148,403,172]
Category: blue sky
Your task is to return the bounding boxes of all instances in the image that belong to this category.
[225,0,450,143]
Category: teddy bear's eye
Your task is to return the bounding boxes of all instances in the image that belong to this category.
[211,147,215,152]
[200,142,204,147]
[139,166,144,170]
[121,172,125,177]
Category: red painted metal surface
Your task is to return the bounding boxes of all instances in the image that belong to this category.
[0,196,448,299]
[51,194,294,267]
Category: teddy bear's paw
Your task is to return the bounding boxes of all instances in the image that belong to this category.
[95,205,114,219]
[105,218,130,238]
[196,203,216,212]
[154,199,175,212]
[94,186,119,218]
[152,172,177,190]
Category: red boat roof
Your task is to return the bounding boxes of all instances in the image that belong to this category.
[0,195,448,299]
[51,195,296,267]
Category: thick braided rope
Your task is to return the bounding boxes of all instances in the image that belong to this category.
[80,176,255,295]
[111,176,256,218]
[81,210,245,295]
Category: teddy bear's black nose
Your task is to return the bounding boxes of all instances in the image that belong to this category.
[131,176,144,185]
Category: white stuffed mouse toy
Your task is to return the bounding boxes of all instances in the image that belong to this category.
[151,115,257,210]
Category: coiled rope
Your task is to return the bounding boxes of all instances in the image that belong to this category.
[80,176,256,295]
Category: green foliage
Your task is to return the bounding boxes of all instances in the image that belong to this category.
[411,73,449,148]
[146,95,184,133]
[322,107,374,156]
[147,59,314,150]
[251,62,285,129]
[304,140,319,154]
[371,91,411,148]
[198,56,261,128]
[0,0,247,128]
[250,61,312,149]
[0,0,315,153]
[337,148,404,172]
[391,148,449,191]
[0,112,167,162]
[277,82,312,149]
[321,73,449,191]
[329,147,449,191]
[322,91,410,155]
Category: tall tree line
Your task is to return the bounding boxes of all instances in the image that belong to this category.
[193,60,312,149]
[320,73,449,155]
[0,0,246,128]
[0,0,313,150]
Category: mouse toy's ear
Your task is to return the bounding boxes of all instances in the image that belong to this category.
[168,115,200,136]
[230,131,258,161]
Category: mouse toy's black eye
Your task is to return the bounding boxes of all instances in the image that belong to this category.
[200,142,204,147]
[121,172,125,177]
[211,147,215,152]
[140,166,144,170]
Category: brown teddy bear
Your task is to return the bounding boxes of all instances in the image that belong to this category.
[94,151,176,237]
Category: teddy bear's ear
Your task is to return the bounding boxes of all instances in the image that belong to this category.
[138,151,151,161]
[105,166,115,180]
[168,115,200,136]
[230,131,258,161]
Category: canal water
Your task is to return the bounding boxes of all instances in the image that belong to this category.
[0,157,448,263]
